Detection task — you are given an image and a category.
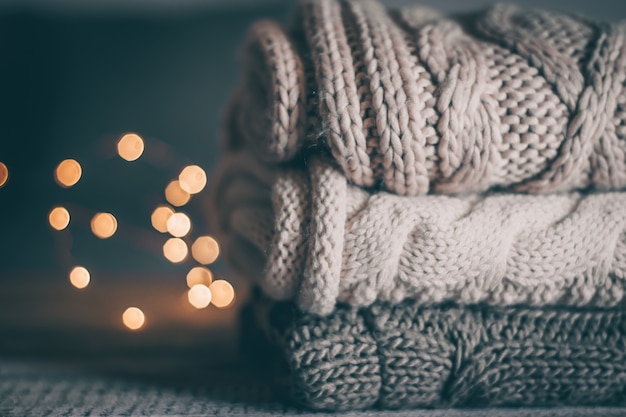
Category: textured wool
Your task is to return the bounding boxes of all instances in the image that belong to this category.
[246,297,626,411]
[227,0,626,196]
[211,150,626,316]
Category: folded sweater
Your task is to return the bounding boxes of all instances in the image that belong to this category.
[227,0,626,196]
[211,150,626,316]
[245,296,626,411]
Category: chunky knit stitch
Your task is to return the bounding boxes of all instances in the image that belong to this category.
[248,297,626,411]
[211,150,626,316]
[229,0,626,195]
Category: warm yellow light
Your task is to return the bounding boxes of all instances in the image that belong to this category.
[188,284,212,309]
[166,212,191,237]
[186,266,213,288]
[151,205,174,233]
[209,280,235,308]
[122,307,145,330]
[163,237,188,263]
[49,206,70,231]
[91,212,118,239]
[165,180,190,207]
[69,266,90,289]
[178,165,207,194]
[55,159,82,188]
[0,162,8,188]
[191,236,220,265]
[117,133,144,161]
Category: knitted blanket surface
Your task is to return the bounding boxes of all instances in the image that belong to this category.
[250,298,626,411]
[211,150,626,316]
[229,0,626,196]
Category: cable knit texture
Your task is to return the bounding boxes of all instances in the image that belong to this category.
[211,150,626,316]
[251,298,626,411]
[228,0,626,196]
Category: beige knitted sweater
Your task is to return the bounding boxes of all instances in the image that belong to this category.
[212,0,626,315]
[230,0,626,196]
[211,149,626,316]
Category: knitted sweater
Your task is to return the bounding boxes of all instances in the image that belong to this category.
[211,150,626,316]
[245,296,626,410]
[229,0,626,196]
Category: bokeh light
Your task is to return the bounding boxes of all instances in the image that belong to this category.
[188,284,212,309]
[166,212,191,237]
[191,236,220,265]
[55,159,82,187]
[186,267,213,288]
[122,307,145,330]
[91,212,118,239]
[117,133,144,161]
[165,180,190,207]
[151,205,174,233]
[178,165,207,194]
[69,266,90,289]
[49,206,70,231]
[0,162,8,188]
[209,280,235,308]
[163,238,188,263]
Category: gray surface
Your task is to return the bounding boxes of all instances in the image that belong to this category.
[3,360,626,417]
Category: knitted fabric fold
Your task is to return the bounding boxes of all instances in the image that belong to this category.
[245,297,626,410]
[211,150,626,316]
[229,0,626,196]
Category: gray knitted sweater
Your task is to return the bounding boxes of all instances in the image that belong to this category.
[247,297,626,410]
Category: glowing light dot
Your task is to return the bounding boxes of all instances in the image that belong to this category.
[165,180,190,207]
[166,212,191,237]
[117,133,144,161]
[209,280,235,308]
[0,162,8,188]
[151,205,174,233]
[191,236,220,265]
[122,307,145,330]
[69,266,90,289]
[163,238,188,263]
[188,284,212,309]
[178,165,207,194]
[49,206,70,231]
[186,267,213,288]
[91,212,117,239]
[55,159,82,187]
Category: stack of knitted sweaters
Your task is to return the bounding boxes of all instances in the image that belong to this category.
[210,0,626,410]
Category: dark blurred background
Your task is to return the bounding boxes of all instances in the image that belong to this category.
[0,0,625,364]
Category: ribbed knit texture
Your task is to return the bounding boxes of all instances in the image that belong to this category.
[228,0,626,196]
[250,297,626,411]
[211,150,626,316]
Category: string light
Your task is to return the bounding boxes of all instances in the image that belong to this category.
[0,162,8,187]
[191,236,220,265]
[151,205,174,233]
[188,284,212,309]
[186,266,213,288]
[209,280,235,308]
[55,159,82,187]
[69,266,90,289]
[166,212,191,237]
[178,165,207,194]
[163,237,188,263]
[122,307,145,330]
[117,133,144,161]
[49,206,70,231]
[91,212,118,239]
[165,180,190,207]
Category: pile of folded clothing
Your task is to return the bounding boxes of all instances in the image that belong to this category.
[210,0,626,411]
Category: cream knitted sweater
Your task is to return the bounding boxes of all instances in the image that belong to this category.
[211,150,626,316]
[230,0,626,196]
